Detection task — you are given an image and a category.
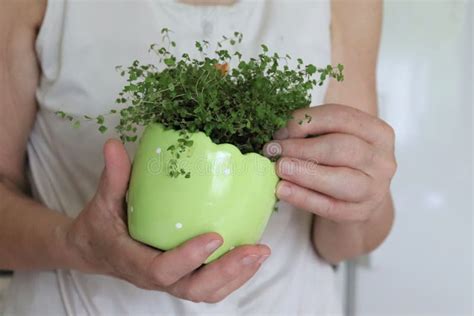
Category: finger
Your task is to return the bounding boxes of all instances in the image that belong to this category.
[207,253,270,303]
[264,133,377,174]
[169,244,270,303]
[170,244,269,303]
[115,232,223,289]
[276,180,367,222]
[148,233,224,287]
[96,139,131,210]
[274,104,395,150]
[276,157,373,202]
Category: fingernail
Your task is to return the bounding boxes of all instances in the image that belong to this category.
[205,240,223,253]
[277,183,292,198]
[263,142,282,157]
[273,128,289,140]
[278,159,296,176]
[242,254,260,266]
[258,254,270,264]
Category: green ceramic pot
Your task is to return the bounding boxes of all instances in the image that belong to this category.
[127,123,279,262]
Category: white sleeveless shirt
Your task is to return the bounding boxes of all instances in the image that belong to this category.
[4,1,341,315]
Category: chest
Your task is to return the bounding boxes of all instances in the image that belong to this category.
[37,0,331,118]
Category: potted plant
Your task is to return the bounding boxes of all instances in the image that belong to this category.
[58,29,343,262]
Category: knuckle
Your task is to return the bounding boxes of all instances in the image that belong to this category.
[132,280,160,291]
[331,134,363,166]
[152,271,175,288]
[334,168,360,200]
[297,141,312,159]
[380,120,396,141]
[204,293,227,304]
[319,197,336,220]
[327,103,346,113]
[345,142,361,164]
[386,123,396,140]
[219,263,239,280]
[367,182,382,200]
[390,158,398,174]
[382,157,398,177]
[315,137,332,162]
[323,134,338,155]
[367,148,378,165]
[181,246,206,264]
[372,151,397,178]
[301,189,317,211]
[184,286,205,303]
[354,209,370,222]
[330,105,351,123]
[281,140,306,157]
[350,181,372,202]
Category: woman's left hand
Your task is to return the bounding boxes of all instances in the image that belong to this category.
[263,104,397,223]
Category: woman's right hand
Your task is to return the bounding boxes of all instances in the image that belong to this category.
[58,139,271,303]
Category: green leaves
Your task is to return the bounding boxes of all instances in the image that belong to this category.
[167,131,193,178]
[56,29,344,179]
[305,64,317,75]
[99,125,108,134]
[96,115,105,125]
[109,30,343,157]
[164,57,176,67]
[195,41,203,52]
[55,110,66,119]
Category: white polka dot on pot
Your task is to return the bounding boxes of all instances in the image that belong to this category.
[175,222,183,229]
[223,168,231,176]
[155,147,161,154]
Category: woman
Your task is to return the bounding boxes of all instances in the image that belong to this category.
[0,0,396,314]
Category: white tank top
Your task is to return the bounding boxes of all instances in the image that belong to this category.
[4,1,341,315]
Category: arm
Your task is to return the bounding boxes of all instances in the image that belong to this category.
[0,0,72,269]
[313,0,394,263]
[0,1,269,303]
[263,0,396,264]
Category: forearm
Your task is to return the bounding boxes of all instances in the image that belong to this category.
[312,193,394,264]
[0,179,73,270]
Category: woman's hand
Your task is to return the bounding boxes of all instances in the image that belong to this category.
[59,140,270,303]
[264,104,396,223]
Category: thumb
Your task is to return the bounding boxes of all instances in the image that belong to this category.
[96,139,131,210]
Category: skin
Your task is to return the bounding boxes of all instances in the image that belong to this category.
[0,0,394,305]
[264,0,396,264]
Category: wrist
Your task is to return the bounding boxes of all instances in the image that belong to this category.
[312,217,366,264]
[52,215,104,274]
[48,216,82,270]
[312,195,394,264]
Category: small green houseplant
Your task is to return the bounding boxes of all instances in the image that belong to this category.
[59,29,343,261]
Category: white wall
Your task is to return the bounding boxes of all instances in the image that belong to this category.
[352,1,473,315]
